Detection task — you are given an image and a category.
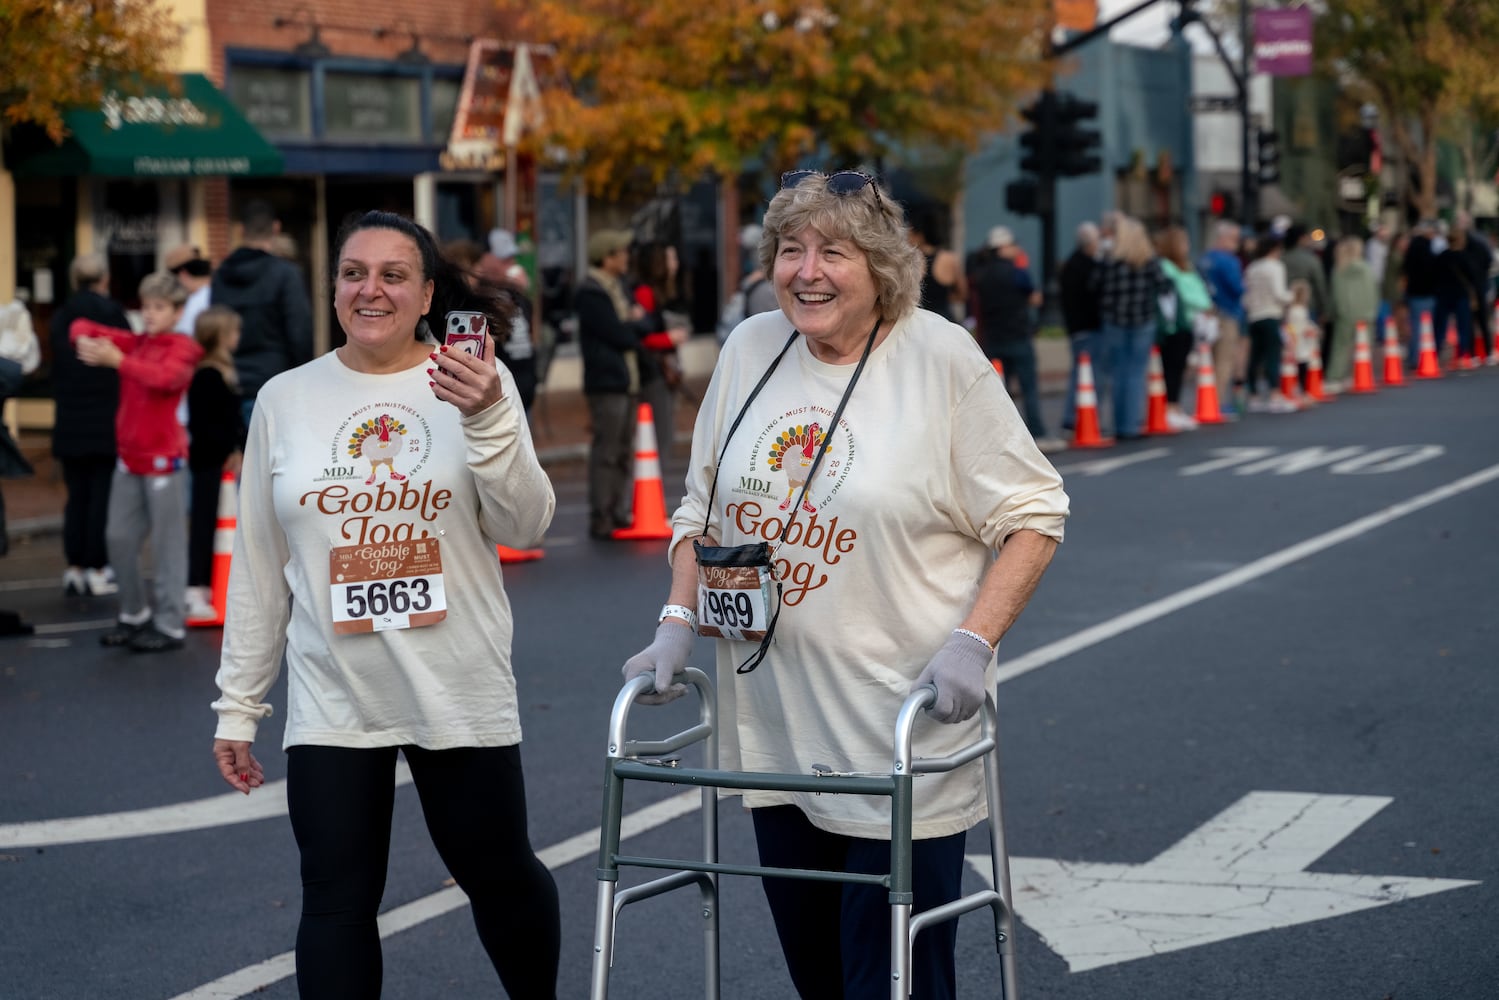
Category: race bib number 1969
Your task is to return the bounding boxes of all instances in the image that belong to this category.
[330,540,447,634]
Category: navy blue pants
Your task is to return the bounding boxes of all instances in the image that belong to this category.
[752,805,967,999]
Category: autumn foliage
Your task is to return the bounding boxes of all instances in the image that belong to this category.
[1,0,179,142]
[496,0,1055,198]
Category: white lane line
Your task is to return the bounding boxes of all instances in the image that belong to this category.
[0,764,414,850]
[0,578,61,593]
[29,618,118,636]
[997,461,1499,685]
[167,790,701,1000]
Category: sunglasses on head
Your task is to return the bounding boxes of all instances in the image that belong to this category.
[779,169,887,213]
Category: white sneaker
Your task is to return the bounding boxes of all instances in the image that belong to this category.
[185,587,217,621]
[62,567,86,596]
[84,568,118,596]
[1247,397,1272,413]
[1166,410,1197,431]
[1267,396,1300,414]
[1034,436,1070,454]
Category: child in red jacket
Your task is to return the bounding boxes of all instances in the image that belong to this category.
[72,271,204,652]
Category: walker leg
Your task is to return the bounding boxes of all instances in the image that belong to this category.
[590,881,619,1000]
[984,727,1020,1000]
[891,903,912,1000]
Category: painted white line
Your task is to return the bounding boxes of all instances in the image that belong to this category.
[0,578,62,593]
[0,764,414,850]
[167,790,701,1000]
[1052,447,1171,477]
[29,618,118,636]
[996,461,1499,685]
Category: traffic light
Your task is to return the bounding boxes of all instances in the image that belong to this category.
[1052,93,1102,177]
[1257,127,1280,186]
[1018,95,1056,175]
[1208,190,1235,219]
[1006,178,1042,216]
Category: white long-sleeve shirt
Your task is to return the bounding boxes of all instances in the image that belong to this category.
[1244,256,1293,323]
[670,308,1069,839]
[212,349,554,750]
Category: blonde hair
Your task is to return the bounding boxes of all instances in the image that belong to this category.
[758,174,923,323]
[1113,216,1154,269]
[194,305,241,390]
[138,270,188,307]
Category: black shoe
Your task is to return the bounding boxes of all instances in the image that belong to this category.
[100,621,148,647]
[128,626,185,653]
[0,610,34,637]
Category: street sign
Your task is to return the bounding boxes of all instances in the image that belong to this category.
[970,791,1478,973]
[1191,94,1242,113]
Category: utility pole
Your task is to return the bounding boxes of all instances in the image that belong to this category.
[1239,0,1254,229]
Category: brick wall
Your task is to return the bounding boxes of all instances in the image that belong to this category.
[204,0,520,80]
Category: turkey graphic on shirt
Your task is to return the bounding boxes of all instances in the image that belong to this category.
[767,422,824,514]
[348,413,409,485]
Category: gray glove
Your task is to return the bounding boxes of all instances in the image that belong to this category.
[621,620,694,705]
[912,632,992,723]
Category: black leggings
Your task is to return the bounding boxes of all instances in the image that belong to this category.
[286,744,559,999]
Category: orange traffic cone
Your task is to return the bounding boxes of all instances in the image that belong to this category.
[612,402,674,540]
[1278,337,1303,406]
[497,543,545,563]
[1306,337,1332,401]
[1144,346,1172,435]
[991,358,1006,383]
[1381,316,1405,387]
[1415,312,1443,379]
[1070,351,1114,448]
[1193,342,1228,424]
[187,470,236,628]
[1444,317,1460,370]
[1349,321,1377,393]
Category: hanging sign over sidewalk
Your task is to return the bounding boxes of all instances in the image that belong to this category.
[1254,8,1313,76]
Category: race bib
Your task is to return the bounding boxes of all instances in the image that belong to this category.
[693,541,777,643]
[329,539,447,634]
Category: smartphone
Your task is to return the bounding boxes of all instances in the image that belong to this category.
[444,310,489,360]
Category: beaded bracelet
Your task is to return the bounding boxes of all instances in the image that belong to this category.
[953,627,995,653]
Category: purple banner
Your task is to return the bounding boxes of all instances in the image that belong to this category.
[1254,8,1313,77]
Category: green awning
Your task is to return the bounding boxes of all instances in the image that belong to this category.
[9,73,283,178]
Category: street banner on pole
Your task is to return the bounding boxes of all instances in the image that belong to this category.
[1254,8,1313,77]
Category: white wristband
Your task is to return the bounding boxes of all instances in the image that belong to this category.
[953,627,994,653]
[660,604,698,630]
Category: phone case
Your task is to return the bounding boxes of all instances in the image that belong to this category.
[444,311,488,360]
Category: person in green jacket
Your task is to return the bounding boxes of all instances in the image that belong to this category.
[1156,226,1214,430]
[1326,236,1379,387]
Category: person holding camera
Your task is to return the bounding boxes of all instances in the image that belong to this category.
[210,210,559,998]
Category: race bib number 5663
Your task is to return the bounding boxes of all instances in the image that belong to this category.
[330,540,447,634]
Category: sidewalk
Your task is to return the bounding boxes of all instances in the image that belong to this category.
[3,334,1071,539]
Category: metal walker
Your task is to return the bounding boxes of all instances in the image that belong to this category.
[590,668,1019,999]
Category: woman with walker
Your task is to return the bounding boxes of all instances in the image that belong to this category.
[210,210,560,998]
[621,171,1069,998]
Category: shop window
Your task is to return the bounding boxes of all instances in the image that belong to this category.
[324,73,422,143]
[228,66,314,139]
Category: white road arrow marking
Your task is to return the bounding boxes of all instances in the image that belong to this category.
[968,791,1479,973]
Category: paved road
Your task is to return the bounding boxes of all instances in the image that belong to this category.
[2,370,1496,999]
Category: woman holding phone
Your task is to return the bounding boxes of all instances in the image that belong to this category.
[210,210,559,998]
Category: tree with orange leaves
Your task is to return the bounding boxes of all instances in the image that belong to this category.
[496,0,1055,198]
[1,0,178,143]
